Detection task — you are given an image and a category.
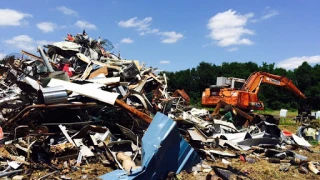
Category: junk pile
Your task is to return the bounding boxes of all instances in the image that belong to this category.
[0,32,319,179]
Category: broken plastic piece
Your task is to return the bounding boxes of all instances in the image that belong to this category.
[292,134,312,147]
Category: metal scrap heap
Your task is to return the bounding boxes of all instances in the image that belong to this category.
[0,32,319,180]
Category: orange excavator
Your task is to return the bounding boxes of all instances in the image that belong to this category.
[202,71,306,110]
[202,72,306,125]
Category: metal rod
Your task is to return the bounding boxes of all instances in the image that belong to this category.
[37,46,54,73]
[37,171,58,180]
[0,169,23,178]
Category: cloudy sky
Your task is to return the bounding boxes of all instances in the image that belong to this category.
[0,0,319,71]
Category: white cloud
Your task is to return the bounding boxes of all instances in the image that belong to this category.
[118,17,183,43]
[251,7,279,23]
[0,53,6,60]
[118,17,152,30]
[121,38,134,44]
[202,42,215,48]
[75,20,97,29]
[4,35,48,52]
[0,9,32,26]
[160,31,184,44]
[261,10,279,20]
[5,35,34,51]
[207,9,254,47]
[276,56,320,69]
[160,60,170,64]
[57,6,77,16]
[37,22,56,33]
[227,47,239,52]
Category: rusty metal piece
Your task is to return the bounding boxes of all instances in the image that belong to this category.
[173,89,190,103]
[115,99,152,124]
[34,125,49,134]
[50,143,77,155]
[89,66,108,79]
[21,50,42,60]
[3,102,97,128]
[0,147,30,165]
[212,101,223,115]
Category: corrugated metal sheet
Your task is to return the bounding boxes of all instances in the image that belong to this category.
[99,112,200,180]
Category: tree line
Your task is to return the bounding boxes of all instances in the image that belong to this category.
[163,61,320,111]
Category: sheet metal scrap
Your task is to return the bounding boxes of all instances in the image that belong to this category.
[99,112,201,180]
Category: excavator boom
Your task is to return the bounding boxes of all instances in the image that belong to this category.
[241,71,306,99]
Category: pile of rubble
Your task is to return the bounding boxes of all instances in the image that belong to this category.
[0,32,319,180]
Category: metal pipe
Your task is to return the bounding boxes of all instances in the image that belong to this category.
[37,46,54,73]
[43,91,68,104]
[0,169,23,178]
[42,86,68,104]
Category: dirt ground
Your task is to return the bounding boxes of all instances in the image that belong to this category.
[28,164,113,179]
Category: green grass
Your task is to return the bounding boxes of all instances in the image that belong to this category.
[279,118,296,125]
[256,109,298,118]
[257,109,298,125]
[309,139,319,146]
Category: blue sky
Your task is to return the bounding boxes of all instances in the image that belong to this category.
[0,0,320,71]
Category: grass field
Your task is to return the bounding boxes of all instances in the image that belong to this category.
[256,109,298,125]
[256,109,298,118]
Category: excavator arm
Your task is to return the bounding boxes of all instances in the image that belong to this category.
[241,71,306,99]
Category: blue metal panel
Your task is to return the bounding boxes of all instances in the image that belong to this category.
[99,112,200,180]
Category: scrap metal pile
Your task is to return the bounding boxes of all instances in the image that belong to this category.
[0,32,319,179]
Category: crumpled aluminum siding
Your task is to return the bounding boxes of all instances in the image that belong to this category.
[99,112,200,180]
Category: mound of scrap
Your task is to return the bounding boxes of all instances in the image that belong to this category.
[0,32,319,180]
